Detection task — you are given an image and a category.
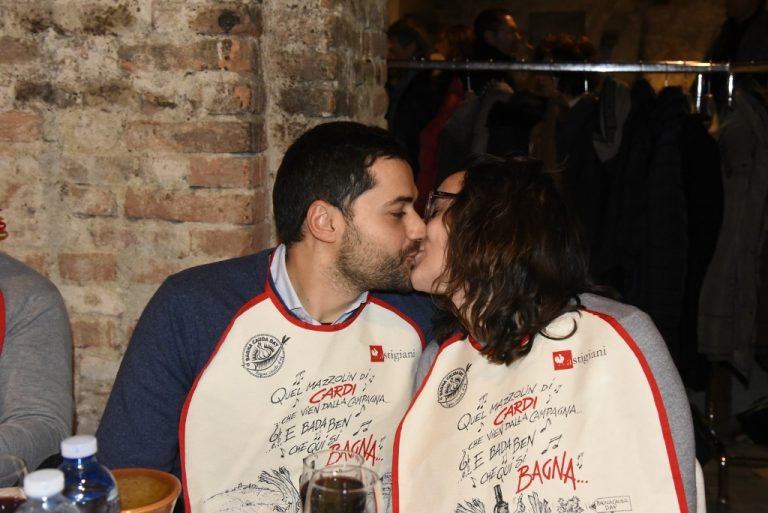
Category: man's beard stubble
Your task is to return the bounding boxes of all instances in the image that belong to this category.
[336,222,419,294]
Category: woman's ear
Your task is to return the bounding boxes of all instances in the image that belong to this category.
[304,200,343,243]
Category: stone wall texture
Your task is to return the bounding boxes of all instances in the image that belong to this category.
[0,0,388,434]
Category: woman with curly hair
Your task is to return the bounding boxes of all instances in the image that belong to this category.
[392,157,697,513]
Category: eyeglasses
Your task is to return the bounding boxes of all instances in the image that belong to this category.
[424,190,458,221]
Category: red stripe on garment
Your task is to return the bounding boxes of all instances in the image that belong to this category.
[368,296,427,350]
[0,290,5,355]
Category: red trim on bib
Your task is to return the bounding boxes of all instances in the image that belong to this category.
[0,290,5,355]
[265,277,364,331]
[368,296,426,350]
[585,309,689,513]
[467,335,484,352]
[262,249,366,331]
[178,291,272,512]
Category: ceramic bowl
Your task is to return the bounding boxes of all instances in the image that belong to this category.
[112,468,181,513]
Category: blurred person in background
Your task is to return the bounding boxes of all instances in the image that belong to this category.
[386,17,440,180]
[415,23,474,213]
[469,8,529,94]
[705,0,768,113]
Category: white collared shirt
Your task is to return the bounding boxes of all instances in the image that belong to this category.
[269,244,368,325]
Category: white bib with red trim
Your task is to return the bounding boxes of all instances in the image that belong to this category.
[394,309,687,513]
[182,290,423,513]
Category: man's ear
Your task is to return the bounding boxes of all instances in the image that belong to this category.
[305,199,343,243]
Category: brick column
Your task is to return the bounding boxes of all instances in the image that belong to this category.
[262,0,389,151]
[0,0,388,434]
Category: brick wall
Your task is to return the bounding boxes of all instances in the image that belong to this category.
[0,0,387,434]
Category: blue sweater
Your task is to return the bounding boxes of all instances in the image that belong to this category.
[96,249,435,480]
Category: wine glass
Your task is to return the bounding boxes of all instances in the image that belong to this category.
[303,465,383,513]
[299,449,365,505]
[0,455,27,513]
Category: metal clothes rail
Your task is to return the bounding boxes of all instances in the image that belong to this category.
[387,59,768,74]
[388,59,768,109]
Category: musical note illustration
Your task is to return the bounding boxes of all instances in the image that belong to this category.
[458,449,469,472]
[577,452,584,469]
[354,404,366,417]
[541,435,562,455]
[470,477,477,488]
[539,418,551,433]
[353,420,372,436]
[269,423,282,443]
[292,370,305,386]
[477,393,488,411]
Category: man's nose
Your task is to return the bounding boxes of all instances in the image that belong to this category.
[406,211,427,241]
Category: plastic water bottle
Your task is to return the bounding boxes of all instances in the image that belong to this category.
[16,469,79,513]
[58,436,119,513]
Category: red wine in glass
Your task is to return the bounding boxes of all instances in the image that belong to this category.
[0,496,25,513]
[305,476,367,513]
[0,455,27,513]
[299,449,364,507]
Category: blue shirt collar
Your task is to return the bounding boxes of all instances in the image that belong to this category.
[269,244,368,325]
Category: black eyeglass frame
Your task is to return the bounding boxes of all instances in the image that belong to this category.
[424,190,459,221]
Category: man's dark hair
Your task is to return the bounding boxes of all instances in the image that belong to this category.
[473,8,515,46]
[470,8,518,91]
[273,121,410,246]
[387,18,431,58]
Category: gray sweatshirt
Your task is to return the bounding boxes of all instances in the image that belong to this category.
[0,253,73,471]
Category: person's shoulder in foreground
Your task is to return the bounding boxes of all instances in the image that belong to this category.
[0,253,68,308]
[0,252,73,470]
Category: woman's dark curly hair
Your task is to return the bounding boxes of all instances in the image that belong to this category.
[433,156,593,364]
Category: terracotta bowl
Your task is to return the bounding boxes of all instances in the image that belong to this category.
[113,468,181,513]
